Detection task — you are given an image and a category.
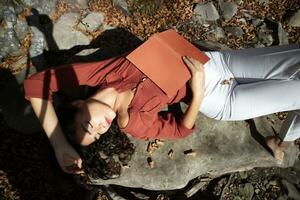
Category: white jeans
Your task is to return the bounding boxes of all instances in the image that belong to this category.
[200,44,300,141]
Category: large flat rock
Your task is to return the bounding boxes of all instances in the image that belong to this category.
[89,109,299,190]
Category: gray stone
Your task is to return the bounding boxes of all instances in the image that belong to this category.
[239,171,248,179]
[0,38,9,59]
[88,112,299,190]
[240,9,254,20]
[29,26,47,57]
[193,2,220,25]
[255,22,273,46]
[288,9,300,27]
[3,6,17,28]
[282,180,300,200]
[220,2,238,20]
[278,22,289,45]
[254,42,265,48]
[64,0,89,10]
[235,0,244,5]
[12,3,24,15]
[14,19,29,41]
[194,40,231,51]
[78,12,104,32]
[238,183,254,199]
[257,0,269,4]
[4,29,22,57]
[22,0,57,15]
[207,26,226,41]
[0,1,13,20]
[112,0,130,16]
[238,18,247,25]
[225,26,243,37]
[252,18,264,27]
[103,24,117,31]
[76,48,100,56]
[53,13,91,50]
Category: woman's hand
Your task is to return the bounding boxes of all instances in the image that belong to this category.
[183,56,205,96]
[54,142,84,174]
[30,98,84,174]
[180,56,205,129]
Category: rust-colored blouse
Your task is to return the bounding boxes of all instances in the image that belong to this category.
[24,56,194,140]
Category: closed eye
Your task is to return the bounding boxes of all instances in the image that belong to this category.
[87,121,93,128]
[93,136,98,141]
[81,123,92,135]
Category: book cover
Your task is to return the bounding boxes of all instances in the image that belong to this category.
[126,29,210,97]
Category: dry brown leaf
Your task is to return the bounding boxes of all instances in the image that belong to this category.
[167,149,174,159]
[147,157,155,168]
[183,149,197,156]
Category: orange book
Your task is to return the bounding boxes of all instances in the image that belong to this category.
[126,29,210,97]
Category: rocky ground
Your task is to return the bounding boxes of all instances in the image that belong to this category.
[0,0,300,199]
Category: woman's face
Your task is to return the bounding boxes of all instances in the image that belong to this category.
[74,99,116,146]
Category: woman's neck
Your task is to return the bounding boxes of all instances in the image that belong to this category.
[90,87,132,114]
[90,88,119,111]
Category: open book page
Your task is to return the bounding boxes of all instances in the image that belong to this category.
[126,29,210,97]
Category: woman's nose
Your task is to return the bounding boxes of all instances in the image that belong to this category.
[94,123,105,132]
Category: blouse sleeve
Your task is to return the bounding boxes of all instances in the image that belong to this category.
[24,57,123,101]
[126,111,195,140]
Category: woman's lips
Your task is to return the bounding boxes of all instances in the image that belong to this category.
[105,117,112,126]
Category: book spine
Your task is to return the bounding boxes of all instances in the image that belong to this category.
[152,34,182,62]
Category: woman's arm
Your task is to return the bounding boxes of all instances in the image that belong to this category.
[24,56,123,101]
[181,56,205,129]
[30,98,83,174]
[125,56,205,140]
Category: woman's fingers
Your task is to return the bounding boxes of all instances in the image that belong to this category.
[183,56,196,72]
[64,163,84,174]
[183,56,203,69]
[75,158,83,169]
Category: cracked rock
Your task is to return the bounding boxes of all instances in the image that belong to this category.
[53,13,90,49]
[193,2,220,25]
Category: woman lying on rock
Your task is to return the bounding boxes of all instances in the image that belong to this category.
[24,36,300,174]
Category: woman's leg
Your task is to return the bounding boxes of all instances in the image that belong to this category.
[220,44,300,137]
[222,44,300,82]
[219,45,300,159]
[222,80,300,121]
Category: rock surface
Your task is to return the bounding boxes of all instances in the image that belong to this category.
[22,0,58,15]
[29,26,47,57]
[193,2,220,25]
[220,1,238,21]
[78,12,104,32]
[89,110,299,190]
[53,13,91,49]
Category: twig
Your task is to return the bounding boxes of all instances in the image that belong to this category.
[184,177,211,198]
[219,174,234,200]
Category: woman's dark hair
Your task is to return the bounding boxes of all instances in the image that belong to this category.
[56,101,80,143]
[54,92,135,180]
[80,121,135,180]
